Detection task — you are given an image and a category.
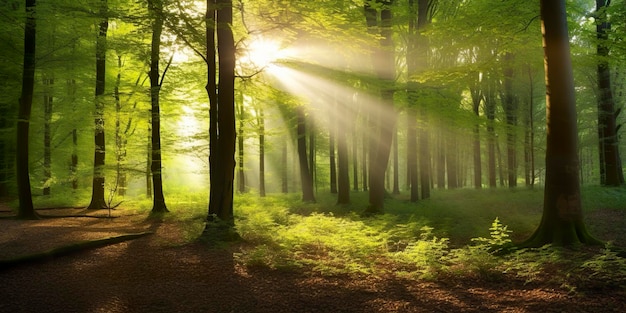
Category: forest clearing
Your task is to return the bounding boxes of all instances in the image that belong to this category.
[1,189,625,312]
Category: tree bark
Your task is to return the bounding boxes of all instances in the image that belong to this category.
[297,106,315,202]
[337,96,350,204]
[258,108,266,197]
[207,0,236,223]
[148,0,168,214]
[502,53,518,188]
[42,74,53,195]
[87,0,109,210]
[365,0,396,214]
[16,0,37,219]
[523,0,600,247]
[596,0,623,186]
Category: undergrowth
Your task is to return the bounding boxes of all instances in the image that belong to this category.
[232,191,626,292]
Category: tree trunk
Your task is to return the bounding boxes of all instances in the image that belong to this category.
[407,108,418,201]
[258,108,266,197]
[470,71,482,189]
[281,138,288,193]
[523,0,600,247]
[392,127,400,195]
[503,53,518,188]
[207,0,236,223]
[297,106,315,202]
[87,0,108,210]
[237,102,245,193]
[485,74,497,188]
[148,0,168,214]
[365,0,396,214]
[337,97,350,204]
[16,0,37,219]
[42,74,53,195]
[68,79,78,190]
[329,100,337,194]
[114,55,127,196]
[596,0,623,186]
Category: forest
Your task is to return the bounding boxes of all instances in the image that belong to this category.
[1,0,625,312]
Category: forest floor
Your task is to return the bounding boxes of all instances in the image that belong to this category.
[0,205,625,313]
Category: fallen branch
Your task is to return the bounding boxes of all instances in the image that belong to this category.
[0,231,153,269]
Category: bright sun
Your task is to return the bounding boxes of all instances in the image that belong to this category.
[240,37,286,69]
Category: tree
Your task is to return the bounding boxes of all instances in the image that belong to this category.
[523,0,601,247]
[16,0,38,219]
[87,0,109,210]
[148,0,168,213]
[595,0,624,186]
[207,0,237,224]
[364,0,396,214]
[297,106,316,202]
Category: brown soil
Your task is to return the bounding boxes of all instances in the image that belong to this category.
[0,207,624,313]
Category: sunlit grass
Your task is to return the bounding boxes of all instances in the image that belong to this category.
[7,185,625,290]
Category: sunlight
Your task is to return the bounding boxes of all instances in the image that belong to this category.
[239,37,288,69]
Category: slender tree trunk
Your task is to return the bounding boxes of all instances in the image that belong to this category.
[297,106,315,202]
[146,136,152,198]
[337,97,350,204]
[446,134,458,189]
[16,0,37,219]
[525,66,536,188]
[596,0,623,186]
[281,138,288,193]
[523,0,600,247]
[392,127,400,194]
[258,108,266,197]
[68,79,78,190]
[352,117,359,191]
[87,0,108,210]
[329,100,337,194]
[237,102,245,193]
[148,0,168,213]
[503,53,518,188]
[308,117,316,192]
[470,70,482,189]
[407,108,418,201]
[42,74,53,195]
[485,74,497,188]
[114,55,127,196]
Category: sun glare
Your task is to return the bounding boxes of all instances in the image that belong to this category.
[240,37,287,69]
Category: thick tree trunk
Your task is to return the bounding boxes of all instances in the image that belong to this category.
[16,0,37,219]
[207,0,236,223]
[365,0,396,214]
[87,0,108,210]
[523,0,600,247]
[596,0,623,186]
[148,0,168,214]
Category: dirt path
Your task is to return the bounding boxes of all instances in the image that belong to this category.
[0,210,624,313]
